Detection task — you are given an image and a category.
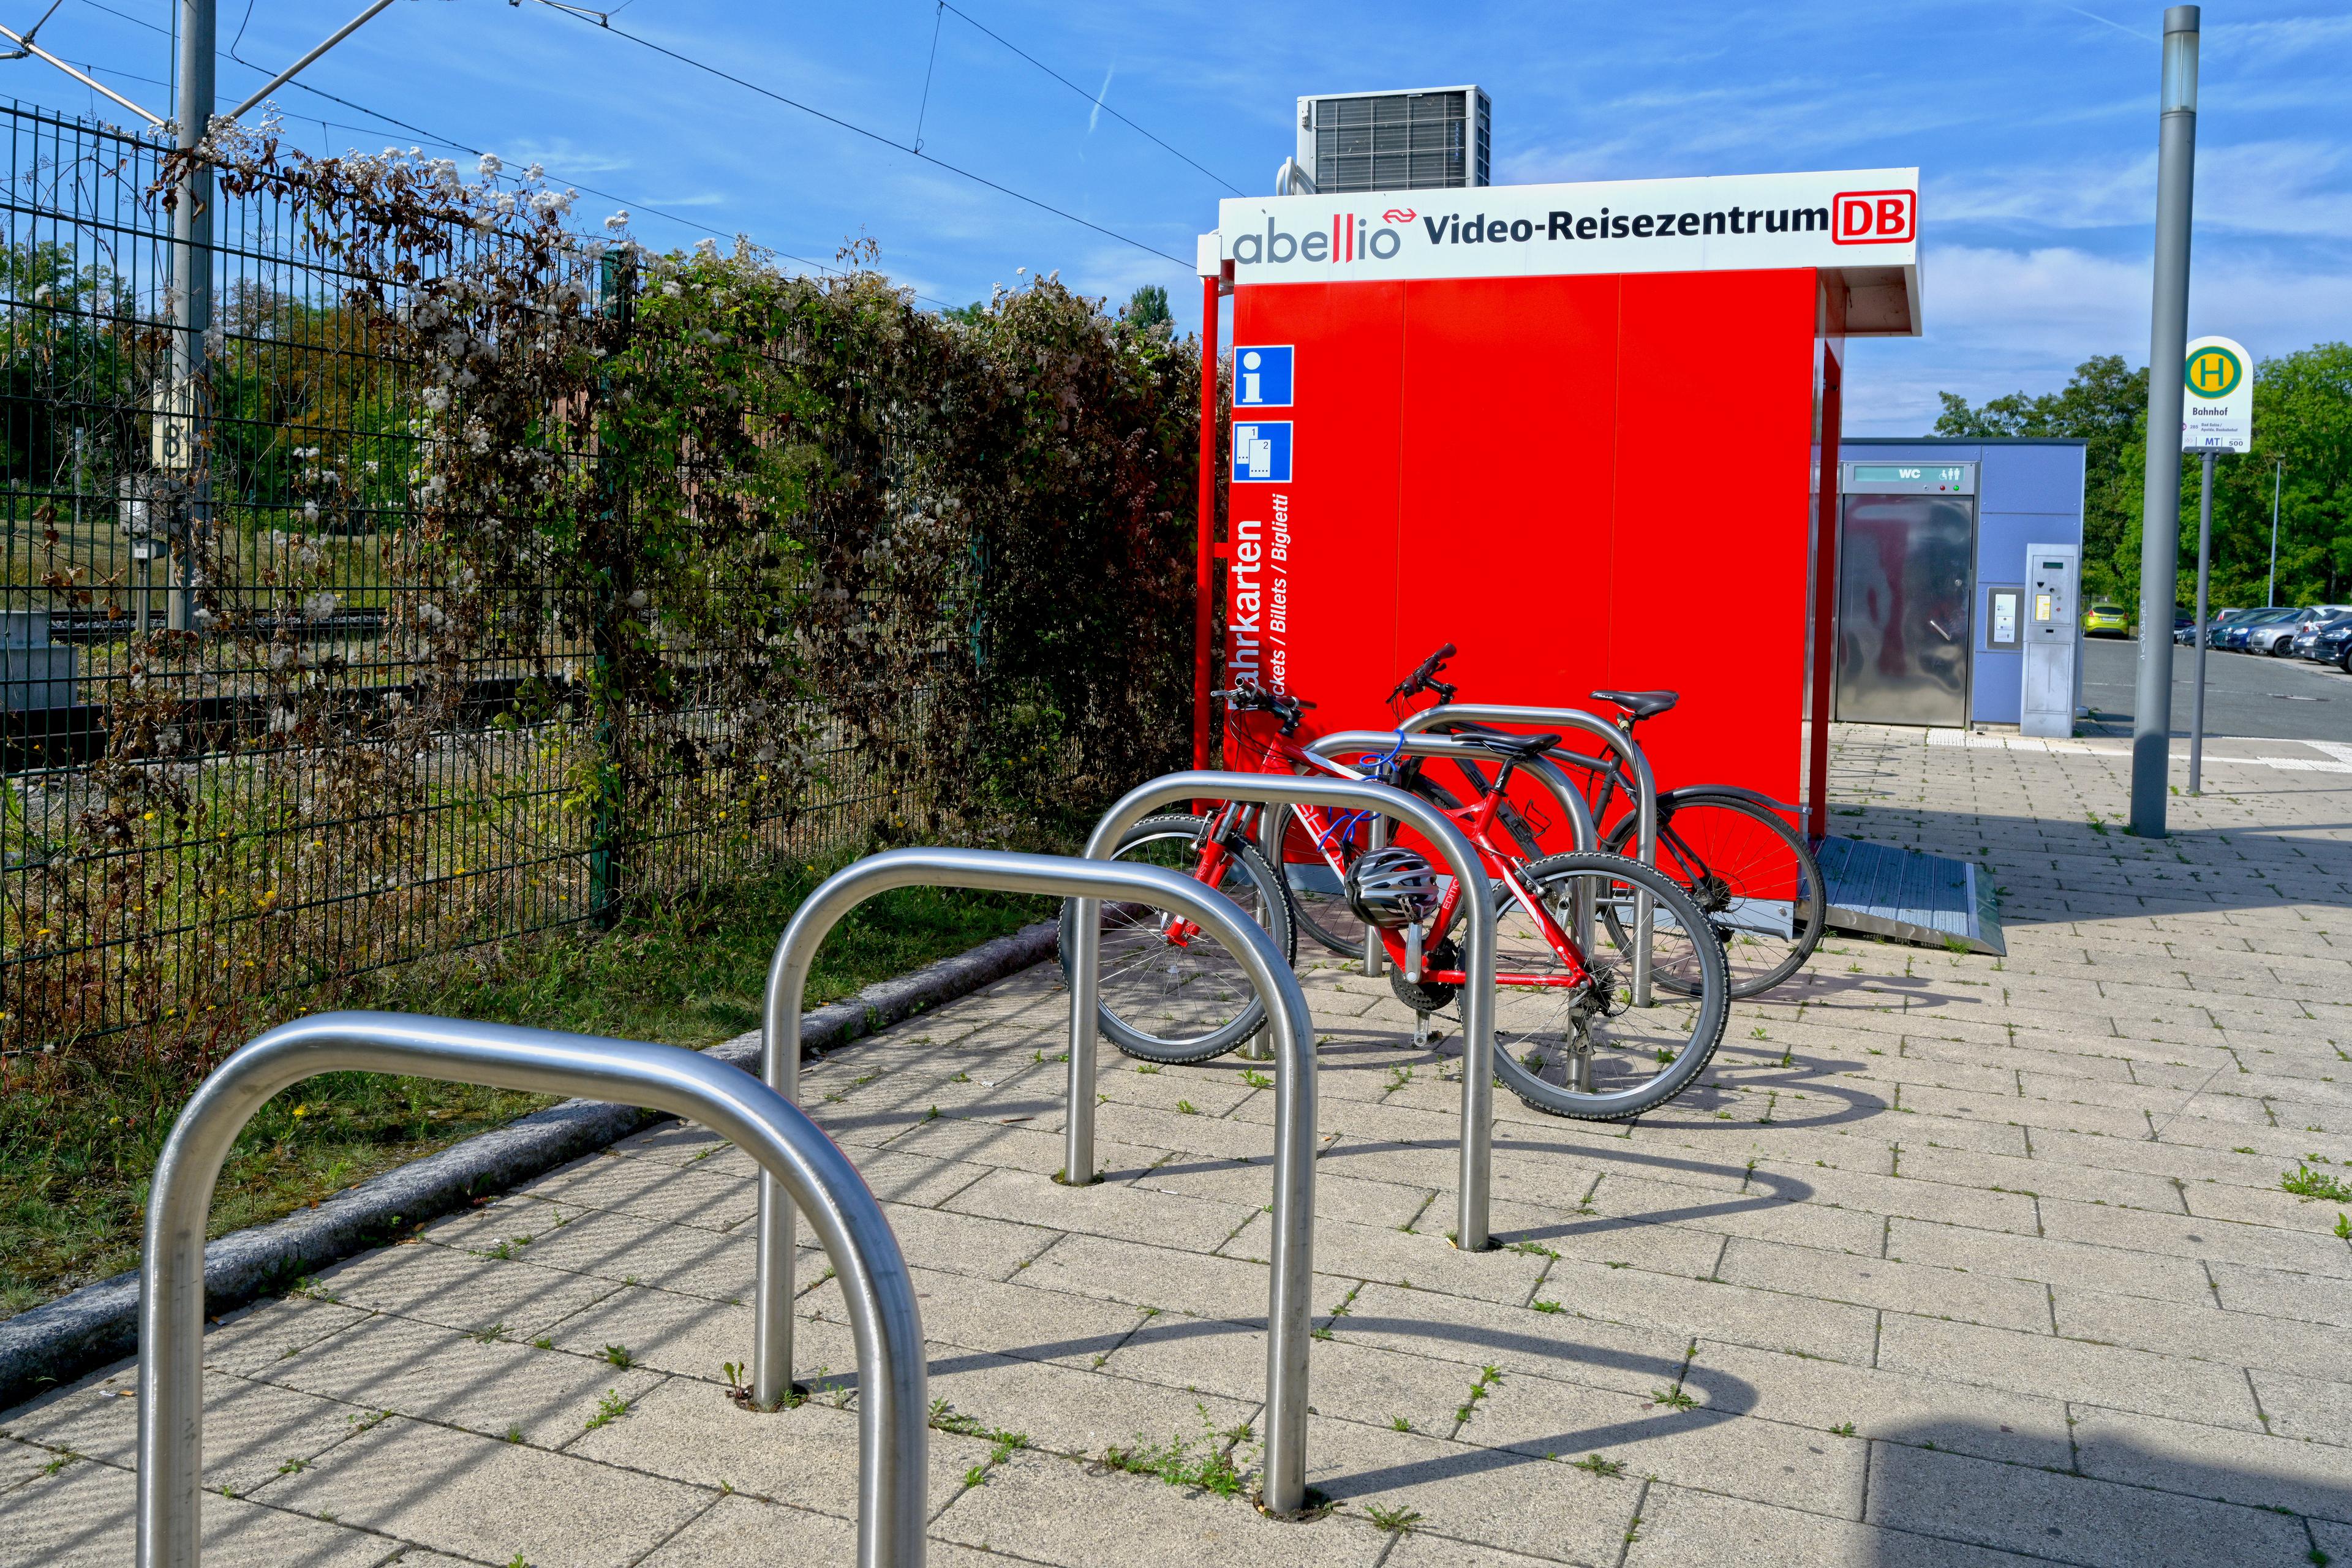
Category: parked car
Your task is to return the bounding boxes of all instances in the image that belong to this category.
[2246,607,2338,656]
[2212,608,2291,650]
[2082,603,2130,636]
[2313,618,2352,674]
[2294,610,2352,664]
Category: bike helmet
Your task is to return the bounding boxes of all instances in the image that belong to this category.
[1344,846,1441,930]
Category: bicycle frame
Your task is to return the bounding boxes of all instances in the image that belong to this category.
[1219,718,1594,990]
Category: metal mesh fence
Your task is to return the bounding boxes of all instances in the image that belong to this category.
[1,103,933,1056]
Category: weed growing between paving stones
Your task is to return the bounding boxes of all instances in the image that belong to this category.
[582,1390,630,1431]
[1650,1386,1697,1411]
[1100,1403,1257,1498]
[2283,1163,2352,1203]
[1569,1453,1624,1477]
[1366,1503,1422,1532]
[1454,1364,1502,1425]
[930,1400,1030,1464]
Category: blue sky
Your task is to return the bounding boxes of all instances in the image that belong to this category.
[11,0,2349,432]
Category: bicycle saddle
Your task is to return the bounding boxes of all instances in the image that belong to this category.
[1591,689,1679,719]
[1460,731,1560,762]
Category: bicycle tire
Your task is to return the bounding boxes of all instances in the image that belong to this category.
[1055,814,1297,1065]
[1486,851,1731,1122]
[1600,790,1825,998]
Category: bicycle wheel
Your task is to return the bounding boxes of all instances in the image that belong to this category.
[1602,791,1825,998]
[1487,851,1730,1121]
[1056,814,1297,1065]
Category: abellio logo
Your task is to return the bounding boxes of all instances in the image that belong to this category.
[1833,189,1916,245]
[1233,211,1407,266]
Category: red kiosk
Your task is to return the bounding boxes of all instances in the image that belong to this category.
[1191,170,1922,842]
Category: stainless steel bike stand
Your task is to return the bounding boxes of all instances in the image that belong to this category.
[136,1014,927,1568]
[1397,704,1660,1006]
[1079,772,1500,1259]
[756,845,1322,1517]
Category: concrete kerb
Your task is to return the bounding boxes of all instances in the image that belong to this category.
[753,845,1323,1516]
[0,917,1056,1415]
[135,1013,927,1568]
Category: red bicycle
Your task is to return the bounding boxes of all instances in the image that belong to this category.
[1058,685,1730,1122]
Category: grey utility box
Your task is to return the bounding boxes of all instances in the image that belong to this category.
[2,610,78,712]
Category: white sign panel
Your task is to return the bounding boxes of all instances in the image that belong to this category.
[1215,168,1918,287]
[2182,335,2253,453]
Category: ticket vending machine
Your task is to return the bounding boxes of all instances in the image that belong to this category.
[2021,543,2079,739]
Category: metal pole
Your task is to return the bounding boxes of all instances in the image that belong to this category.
[2128,4,2199,837]
[760,846,1321,1517]
[138,1014,926,1568]
[167,0,215,635]
[1076,771,1498,1256]
[221,0,399,122]
[2268,456,2282,608]
[2188,450,2212,794]
[1397,703,1659,1004]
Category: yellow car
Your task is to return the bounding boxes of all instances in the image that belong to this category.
[2082,603,2130,637]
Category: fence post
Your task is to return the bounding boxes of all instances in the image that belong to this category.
[587,251,634,927]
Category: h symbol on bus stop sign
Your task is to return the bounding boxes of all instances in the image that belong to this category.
[1833,190,1915,244]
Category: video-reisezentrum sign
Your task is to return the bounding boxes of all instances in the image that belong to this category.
[1216,168,1919,286]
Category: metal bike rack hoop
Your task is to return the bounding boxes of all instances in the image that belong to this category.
[1398,703,1661,1005]
[137,1014,926,1568]
[756,845,1321,1515]
[1303,729,1600,974]
[1077,770,1500,1261]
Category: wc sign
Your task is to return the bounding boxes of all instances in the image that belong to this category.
[2182,334,2253,453]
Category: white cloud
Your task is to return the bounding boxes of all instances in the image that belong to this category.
[1934,141,2352,239]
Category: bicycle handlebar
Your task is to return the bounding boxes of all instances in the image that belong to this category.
[1213,685,1314,735]
[1389,642,1458,705]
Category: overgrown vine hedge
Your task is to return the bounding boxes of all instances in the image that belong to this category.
[6,129,1212,1068]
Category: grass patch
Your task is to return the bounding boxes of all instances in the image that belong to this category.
[1,866,1049,1318]
[1100,1403,1256,1498]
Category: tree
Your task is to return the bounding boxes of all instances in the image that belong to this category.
[1123,284,1172,334]
[1935,344,2352,608]
[1934,355,2147,602]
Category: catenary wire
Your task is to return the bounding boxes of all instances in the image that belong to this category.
[550,7,1193,271]
[56,0,933,298]
[936,1,1241,196]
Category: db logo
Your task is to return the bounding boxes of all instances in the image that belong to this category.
[1833,190,1916,245]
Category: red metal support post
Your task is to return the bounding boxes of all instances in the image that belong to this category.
[1193,271,1222,771]
[1806,340,1843,843]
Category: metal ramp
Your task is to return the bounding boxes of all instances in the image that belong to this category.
[1815,835,2005,956]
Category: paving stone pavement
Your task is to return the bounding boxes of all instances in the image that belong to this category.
[6,725,2350,1567]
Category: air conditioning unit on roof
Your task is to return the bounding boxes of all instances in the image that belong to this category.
[1294,86,1490,195]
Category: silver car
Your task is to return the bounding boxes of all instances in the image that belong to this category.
[2255,605,2352,656]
